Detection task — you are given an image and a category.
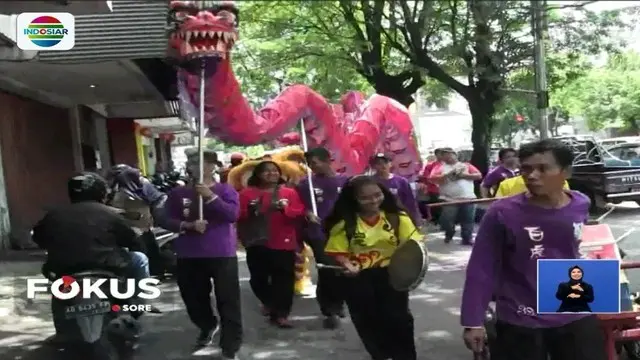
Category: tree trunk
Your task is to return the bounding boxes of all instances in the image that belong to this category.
[369,71,424,108]
[468,101,495,177]
[374,82,415,107]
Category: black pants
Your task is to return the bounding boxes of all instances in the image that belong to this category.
[316,268,345,317]
[176,257,242,356]
[345,268,416,360]
[492,316,606,360]
[140,230,163,277]
[245,246,296,319]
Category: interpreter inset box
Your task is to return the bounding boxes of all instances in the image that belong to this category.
[537,259,620,314]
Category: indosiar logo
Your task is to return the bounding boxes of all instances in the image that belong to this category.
[17,13,75,51]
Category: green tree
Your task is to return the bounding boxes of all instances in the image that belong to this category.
[234,1,374,106]
[555,52,640,132]
[378,1,628,173]
[493,52,592,142]
[236,1,424,106]
[235,1,629,173]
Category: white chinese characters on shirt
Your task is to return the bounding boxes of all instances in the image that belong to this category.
[525,222,585,259]
[524,226,545,258]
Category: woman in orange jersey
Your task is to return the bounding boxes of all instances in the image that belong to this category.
[324,175,422,360]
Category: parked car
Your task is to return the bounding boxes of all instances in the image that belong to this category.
[603,142,640,165]
[555,136,640,209]
[599,136,640,149]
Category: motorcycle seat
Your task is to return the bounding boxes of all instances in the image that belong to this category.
[65,270,120,279]
[43,266,122,282]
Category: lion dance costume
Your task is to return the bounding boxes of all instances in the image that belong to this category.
[227,147,313,295]
[168,1,423,294]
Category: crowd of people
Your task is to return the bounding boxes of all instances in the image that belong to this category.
[32,138,609,360]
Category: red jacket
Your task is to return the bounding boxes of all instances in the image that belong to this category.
[421,161,440,195]
[238,186,305,251]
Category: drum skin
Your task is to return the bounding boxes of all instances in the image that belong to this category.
[387,239,428,291]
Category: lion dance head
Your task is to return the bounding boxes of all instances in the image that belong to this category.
[168,0,239,74]
[227,147,308,190]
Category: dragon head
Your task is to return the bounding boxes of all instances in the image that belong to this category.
[168,0,238,69]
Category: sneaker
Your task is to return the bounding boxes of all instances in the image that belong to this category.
[195,325,219,346]
[271,317,293,329]
[444,237,453,244]
[221,354,239,360]
[148,305,162,314]
[322,315,340,329]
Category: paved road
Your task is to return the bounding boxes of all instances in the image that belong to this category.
[0,203,638,360]
[596,204,640,287]
[0,238,473,360]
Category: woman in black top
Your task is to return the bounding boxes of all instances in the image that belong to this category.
[556,265,594,313]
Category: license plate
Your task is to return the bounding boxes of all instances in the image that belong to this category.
[64,300,111,319]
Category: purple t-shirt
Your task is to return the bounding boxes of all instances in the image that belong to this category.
[165,183,240,258]
[296,174,349,240]
[481,165,518,191]
[461,191,591,328]
[377,175,420,224]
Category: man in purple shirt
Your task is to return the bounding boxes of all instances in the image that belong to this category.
[370,153,421,225]
[461,139,606,359]
[480,148,519,198]
[164,150,242,360]
[297,147,349,329]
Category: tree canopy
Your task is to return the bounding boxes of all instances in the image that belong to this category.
[231,0,634,172]
[554,51,640,132]
[492,51,592,144]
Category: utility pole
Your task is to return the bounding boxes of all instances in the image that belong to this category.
[412,88,424,151]
[531,0,550,139]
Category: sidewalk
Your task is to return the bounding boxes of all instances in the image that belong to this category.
[0,233,474,360]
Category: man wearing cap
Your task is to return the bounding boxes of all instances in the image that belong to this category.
[163,149,242,359]
[297,147,349,329]
[427,148,482,245]
[370,153,421,225]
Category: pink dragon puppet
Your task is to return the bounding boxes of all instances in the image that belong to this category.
[167,0,422,179]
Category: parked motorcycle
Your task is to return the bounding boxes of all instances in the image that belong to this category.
[44,267,142,360]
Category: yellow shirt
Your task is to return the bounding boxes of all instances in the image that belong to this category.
[325,211,423,269]
[495,176,569,197]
